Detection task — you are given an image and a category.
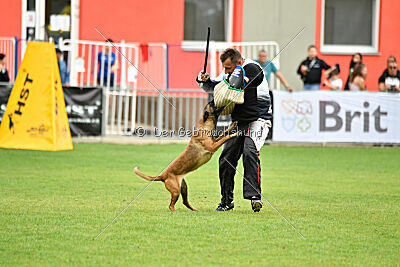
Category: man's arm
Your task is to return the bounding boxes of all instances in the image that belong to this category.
[243,63,263,88]
[201,79,219,93]
[271,62,292,91]
[275,71,293,92]
[321,59,331,70]
[322,60,337,79]
[297,61,304,76]
[196,72,220,93]
[378,82,386,91]
[378,72,386,91]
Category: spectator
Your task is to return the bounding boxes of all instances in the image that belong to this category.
[56,48,70,86]
[0,53,10,82]
[349,64,367,91]
[255,49,293,92]
[324,66,342,90]
[97,39,118,87]
[297,45,334,90]
[378,56,400,93]
[344,53,362,90]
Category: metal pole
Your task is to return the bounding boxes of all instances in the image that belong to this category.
[165,43,169,91]
[101,87,107,136]
[157,90,164,132]
[14,37,18,80]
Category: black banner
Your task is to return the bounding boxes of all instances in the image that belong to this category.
[63,86,103,136]
[0,85,103,136]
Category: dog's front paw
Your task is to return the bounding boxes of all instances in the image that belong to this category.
[229,131,239,138]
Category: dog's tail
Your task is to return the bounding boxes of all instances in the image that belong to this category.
[134,167,162,182]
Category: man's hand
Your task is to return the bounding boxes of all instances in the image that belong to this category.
[300,65,308,75]
[198,71,209,82]
[287,86,294,92]
[201,73,208,81]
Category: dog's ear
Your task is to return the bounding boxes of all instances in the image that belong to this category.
[203,111,209,122]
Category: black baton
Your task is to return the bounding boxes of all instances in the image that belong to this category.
[203,27,210,74]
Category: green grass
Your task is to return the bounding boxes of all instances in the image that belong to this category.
[0,143,399,266]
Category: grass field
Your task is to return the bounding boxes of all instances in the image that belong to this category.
[0,143,399,265]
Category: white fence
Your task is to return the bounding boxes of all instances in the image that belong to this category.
[209,41,281,89]
[104,88,209,136]
[0,37,281,136]
[58,39,280,136]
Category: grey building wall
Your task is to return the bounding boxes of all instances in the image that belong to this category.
[243,0,316,90]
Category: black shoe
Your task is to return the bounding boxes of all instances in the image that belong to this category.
[214,201,234,211]
[251,200,263,212]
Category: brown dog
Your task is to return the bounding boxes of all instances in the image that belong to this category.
[134,101,237,211]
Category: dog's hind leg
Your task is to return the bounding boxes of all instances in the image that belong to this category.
[164,178,180,212]
[181,179,198,211]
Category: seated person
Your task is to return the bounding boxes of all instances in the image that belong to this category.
[0,53,10,82]
[378,56,400,93]
[324,65,342,90]
[350,64,367,91]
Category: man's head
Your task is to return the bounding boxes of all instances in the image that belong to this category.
[388,61,398,76]
[307,45,317,59]
[387,55,396,65]
[257,49,267,65]
[220,48,243,74]
[0,53,5,65]
[104,39,113,54]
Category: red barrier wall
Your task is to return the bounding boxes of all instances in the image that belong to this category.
[0,0,21,37]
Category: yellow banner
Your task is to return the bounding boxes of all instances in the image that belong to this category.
[0,41,73,151]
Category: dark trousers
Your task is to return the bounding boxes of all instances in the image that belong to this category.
[218,124,262,204]
[97,76,114,87]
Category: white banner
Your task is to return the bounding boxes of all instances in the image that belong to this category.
[272,90,400,143]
